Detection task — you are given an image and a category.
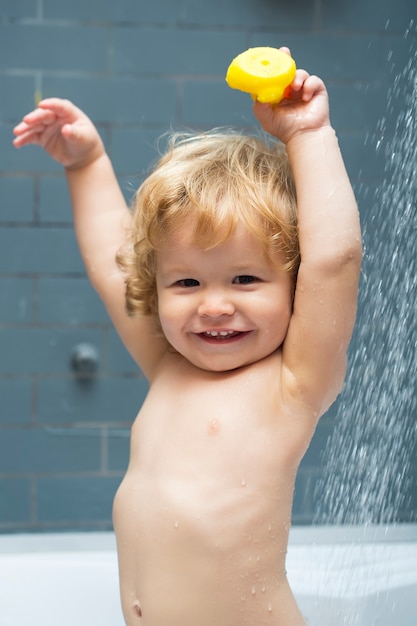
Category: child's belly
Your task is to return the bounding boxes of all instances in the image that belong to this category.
[111,362,310,626]
[112,465,305,626]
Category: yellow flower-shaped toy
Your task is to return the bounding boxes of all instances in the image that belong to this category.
[225,47,296,104]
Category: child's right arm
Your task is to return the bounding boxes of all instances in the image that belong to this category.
[13,99,168,380]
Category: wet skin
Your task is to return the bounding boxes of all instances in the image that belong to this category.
[113,226,308,626]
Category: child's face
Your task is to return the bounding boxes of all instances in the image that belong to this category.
[155,222,293,372]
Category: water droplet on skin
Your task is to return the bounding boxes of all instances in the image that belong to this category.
[251,585,256,595]
[241,478,246,487]
[174,520,179,528]
[267,603,272,612]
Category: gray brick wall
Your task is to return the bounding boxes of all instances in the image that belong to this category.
[0,0,415,531]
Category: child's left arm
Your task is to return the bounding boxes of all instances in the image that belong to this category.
[254,65,362,418]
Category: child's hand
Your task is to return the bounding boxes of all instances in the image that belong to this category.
[13,98,104,170]
[253,50,330,144]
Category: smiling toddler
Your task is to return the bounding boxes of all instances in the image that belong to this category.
[13,51,362,626]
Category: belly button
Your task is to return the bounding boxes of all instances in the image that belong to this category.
[208,418,220,434]
[133,600,142,618]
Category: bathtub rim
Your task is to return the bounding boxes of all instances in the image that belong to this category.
[289,522,417,544]
[0,523,416,554]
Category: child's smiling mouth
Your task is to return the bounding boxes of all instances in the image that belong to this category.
[197,330,250,343]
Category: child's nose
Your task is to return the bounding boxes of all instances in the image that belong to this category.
[197,290,235,318]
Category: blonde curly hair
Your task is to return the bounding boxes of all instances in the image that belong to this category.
[117,129,299,317]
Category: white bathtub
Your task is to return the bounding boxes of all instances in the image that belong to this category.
[0,525,416,626]
[288,524,417,625]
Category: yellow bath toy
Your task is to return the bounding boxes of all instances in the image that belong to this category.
[225,47,296,104]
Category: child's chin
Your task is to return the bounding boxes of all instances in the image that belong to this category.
[187,353,256,373]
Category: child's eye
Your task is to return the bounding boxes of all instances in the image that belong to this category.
[233,275,258,285]
[176,278,200,287]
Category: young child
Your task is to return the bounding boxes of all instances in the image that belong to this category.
[13,52,362,626]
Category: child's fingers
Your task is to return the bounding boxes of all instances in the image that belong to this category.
[14,108,57,134]
[13,128,43,147]
[39,97,73,110]
[38,98,83,122]
[60,122,83,145]
[13,120,47,138]
[301,74,326,101]
[13,121,30,136]
[285,72,325,103]
[14,99,80,135]
[14,99,84,141]
[290,69,310,93]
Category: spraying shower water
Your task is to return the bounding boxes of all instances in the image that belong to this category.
[314,22,416,526]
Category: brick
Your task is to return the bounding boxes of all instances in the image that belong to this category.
[181,0,314,29]
[38,277,109,324]
[2,125,61,173]
[44,0,181,23]
[328,82,387,133]
[0,478,31,524]
[0,378,32,424]
[0,328,104,375]
[0,226,84,274]
[0,277,34,324]
[0,75,37,122]
[0,426,101,473]
[107,329,142,375]
[43,76,177,125]
[182,79,254,128]
[0,0,37,19]
[354,181,379,221]
[250,33,384,82]
[39,178,72,223]
[112,26,246,75]
[0,25,108,72]
[37,376,147,424]
[322,0,416,33]
[0,177,34,222]
[338,131,385,182]
[111,127,163,177]
[108,429,130,471]
[37,475,121,522]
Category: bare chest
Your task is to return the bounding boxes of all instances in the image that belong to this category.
[129,354,309,490]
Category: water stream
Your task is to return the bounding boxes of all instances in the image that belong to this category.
[314,23,416,527]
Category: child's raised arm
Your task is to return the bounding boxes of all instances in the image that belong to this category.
[14,99,167,379]
[254,64,362,418]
